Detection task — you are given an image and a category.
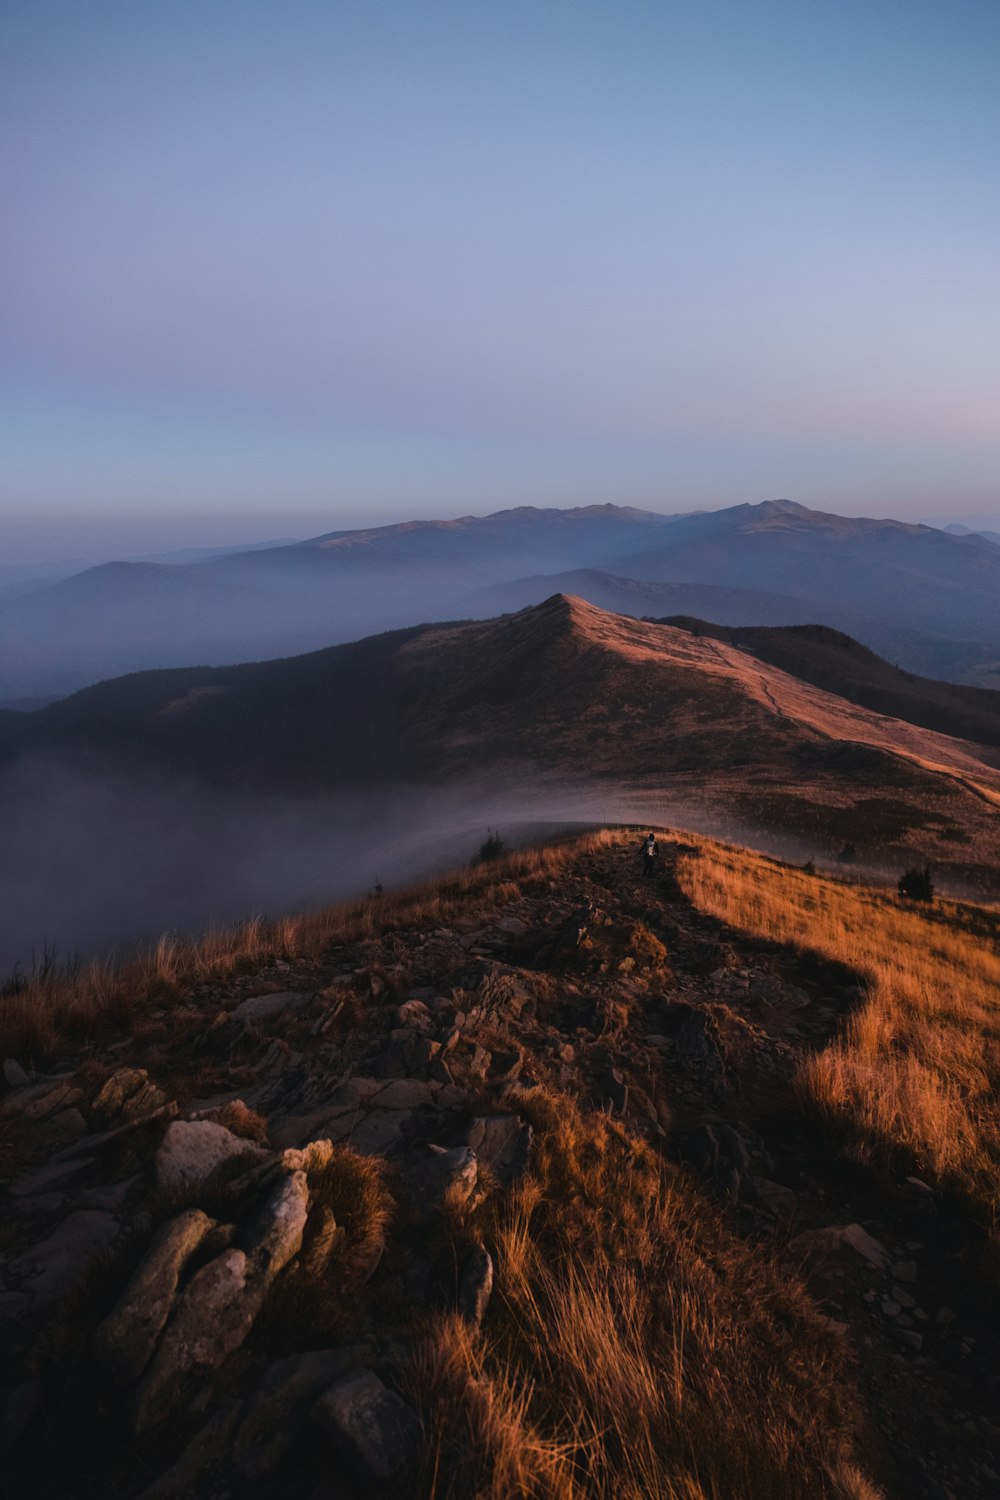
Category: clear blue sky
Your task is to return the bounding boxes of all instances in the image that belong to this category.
[3,0,999,558]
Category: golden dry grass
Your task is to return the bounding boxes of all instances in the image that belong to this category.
[414,1088,876,1500]
[676,840,1000,1241]
[0,831,619,1061]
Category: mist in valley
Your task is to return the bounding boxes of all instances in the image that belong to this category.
[0,757,844,983]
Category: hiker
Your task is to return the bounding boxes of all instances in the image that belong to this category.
[641,832,658,877]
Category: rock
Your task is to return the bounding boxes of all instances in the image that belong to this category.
[463,1115,532,1182]
[880,1298,901,1318]
[234,1347,364,1478]
[395,999,434,1031]
[231,991,309,1025]
[891,1259,918,1283]
[134,1173,310,1429]
[494,916,529,936]
[9,1155,95,1198]
[156,1119,269,1194]
[891,1285,916,1309]
[715,1123,752,1174]
[684,1123,719,1176]
[789,1223,890,1274]
[134,1401,242,1499]
[93,1209,217,1386]
[7,1210,121,1311]
[893,1328,923,1352]
[92,1068,166,1122]
[410,1146,478,1208]
[478,965,534,1021]
[3,1059,30,1090]
[1,1080,82,1121]
[672,1006,727,1088]
[752,1177,797,1216]
[243,1170,310,1277]
[457,1246,493,1329]
[80,1179,137,1211]
[133,1250,254,1430]
[39,1107,88,1150]
[488,1047,522,1085]
[312,1368,422,1484]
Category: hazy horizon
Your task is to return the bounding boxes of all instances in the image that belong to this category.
[7,496,1000,571]
[4,1,999,551]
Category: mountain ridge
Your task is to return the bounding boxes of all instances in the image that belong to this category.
[4,500,1000,701]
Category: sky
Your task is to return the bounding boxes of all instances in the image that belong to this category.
[3,0,999,562]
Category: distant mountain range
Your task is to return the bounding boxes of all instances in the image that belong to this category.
[2,500,999,702]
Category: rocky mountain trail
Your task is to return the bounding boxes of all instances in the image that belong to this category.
[1,835,997,1496]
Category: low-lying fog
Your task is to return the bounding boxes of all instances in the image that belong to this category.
[0,760,923,983]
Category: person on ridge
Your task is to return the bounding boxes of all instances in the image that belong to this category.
[641,832,658,877]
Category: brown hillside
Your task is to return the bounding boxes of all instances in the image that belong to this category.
[4,593,1000,891]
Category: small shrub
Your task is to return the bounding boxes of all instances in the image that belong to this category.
[898,865,934,902]
[475,829,507,865]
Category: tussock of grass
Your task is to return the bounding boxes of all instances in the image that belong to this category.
[0,831,618,1061]
[676,841,1000,1243]
[261,1146,393,1342]
[414,1088,873,1500]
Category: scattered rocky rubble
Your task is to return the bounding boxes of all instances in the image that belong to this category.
[1,837,997,1498]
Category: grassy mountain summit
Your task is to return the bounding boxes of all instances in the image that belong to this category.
[4,594,999,895]
[1,829,998,1497]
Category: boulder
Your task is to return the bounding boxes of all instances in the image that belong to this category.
[1,1080,82,1121]
[788,1223,890,1274]
[312,1368,422,1484]
[156,1119,269,1195]
[234,1347,364,1478]
[92,1068,166,1122]
[3,1059,30,1090]
[410,1146,478,1208]
[231,990,309,1025]
[134,1173,309,1429]
[6,1210,120,1311]
[244,1170,310,1278]
[93,1208,217,1386]
[133,1250,254,1430]
[464,1115,532,1182]
[134,1401,242,1499]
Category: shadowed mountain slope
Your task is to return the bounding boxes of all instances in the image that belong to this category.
[3,595,999,889]
[659,619,1000,750]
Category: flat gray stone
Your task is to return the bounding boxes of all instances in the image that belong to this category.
[156,1119,269,1194]
[231,991,309,1025]
[312,1368,421,1483]
[7,1210,120,1310]
[9,1155,96,1198]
